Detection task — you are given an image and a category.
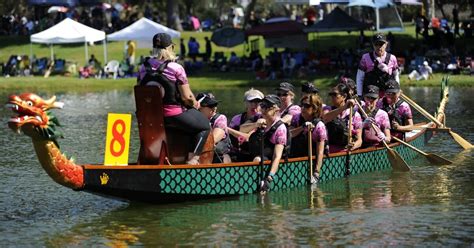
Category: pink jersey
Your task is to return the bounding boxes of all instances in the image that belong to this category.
[362,108,390,144]
[211,114,228,139]
[376,98,413,122]
[290,114,327,143]
[359,52,399,75]
[265,118,287,145]
[138,58,189,117]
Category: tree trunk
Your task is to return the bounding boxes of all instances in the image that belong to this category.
[243,0,258,29]
[167,0,183,31]
[435,0,446,18]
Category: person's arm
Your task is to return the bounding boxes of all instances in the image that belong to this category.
[323,100,354,123]
[351,129,363,150]
[240,121,260,133]
[315,140,325,173]
[269,144,284,175]
[356,69,365,96]
[384,127,392,143]
[227,127,252,141]
[212,128,225,143]
[393,118,414,132]
[178,84,198,108]
[281,114,293,125]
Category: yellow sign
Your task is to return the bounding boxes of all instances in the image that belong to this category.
[104,113,131,166]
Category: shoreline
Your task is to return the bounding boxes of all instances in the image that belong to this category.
[0,73,471,93]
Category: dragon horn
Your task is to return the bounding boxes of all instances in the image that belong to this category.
[44,96,64,109]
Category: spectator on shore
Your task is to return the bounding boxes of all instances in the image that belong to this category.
[204,36,212,62]
[188,37,200,62]
[408,61,433,81]
[126,40,136,65]
[180,38,186,59]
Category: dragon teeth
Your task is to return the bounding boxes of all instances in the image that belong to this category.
[35,116,42,122]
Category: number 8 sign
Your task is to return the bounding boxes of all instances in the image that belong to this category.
[104,113,132,166]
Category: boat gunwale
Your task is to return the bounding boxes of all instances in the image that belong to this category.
[82,121,433,170]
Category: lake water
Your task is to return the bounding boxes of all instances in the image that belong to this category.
[0,87,473,246]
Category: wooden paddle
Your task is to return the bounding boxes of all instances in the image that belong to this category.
[400,93,473,149]
[345,106,353,176]
[391,136,452,165]
[307,125,317,184]
[356,102,411,172]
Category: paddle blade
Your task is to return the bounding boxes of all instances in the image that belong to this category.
[387,148,411,172]
[426,154,453,165]
[449,131,474,149]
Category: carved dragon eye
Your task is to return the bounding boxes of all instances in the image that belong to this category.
[26,101,33,106]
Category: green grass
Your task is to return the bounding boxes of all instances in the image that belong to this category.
[0,72,471,94]
[0,23,473,92]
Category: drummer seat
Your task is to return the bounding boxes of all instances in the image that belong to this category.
[134,85,214,165]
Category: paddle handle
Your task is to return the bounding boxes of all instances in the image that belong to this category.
[308,126,313,178]
[348,107,353,145]
[400,93,443,127]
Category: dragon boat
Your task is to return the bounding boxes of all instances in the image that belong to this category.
[6,79,451,204]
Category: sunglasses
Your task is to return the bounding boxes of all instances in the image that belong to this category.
[328,92,340,97]
[302,103,313,109]
[385,92,396,95]
[277,93,289,97]
[364,96,377,100]
[248,99,262,103]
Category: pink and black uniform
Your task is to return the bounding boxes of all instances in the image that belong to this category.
[290,113,328,157]
[356,33,399,96]
[323,106,363,153]
[137,33,210,156]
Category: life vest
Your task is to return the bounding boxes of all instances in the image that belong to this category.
[363,52,395,91]
[249,120,290,161]
[229,112,259,158]
[381,98,406,126]
[326,107,352,146]
[290,116,328,158]
[362,107,382,144]
[381,98,406,139]
[138,58,182,106]
[210,113,231,157]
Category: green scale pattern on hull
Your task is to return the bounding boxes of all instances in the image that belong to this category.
[157,133,426,196]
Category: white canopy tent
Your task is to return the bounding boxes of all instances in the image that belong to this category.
[107,18,180,48]
[30,18,107,64]
[348,0,403,32]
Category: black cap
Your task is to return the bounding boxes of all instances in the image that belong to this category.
[261,94,281,108]
[372,33,387,44]
[196,92,219,107]
[301,82,319,94]
[385,80,400,93]
[364,85,380,98]
[275,82,295,93]
[153,33,173,49]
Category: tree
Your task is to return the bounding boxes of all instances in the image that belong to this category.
[167,0,183,31]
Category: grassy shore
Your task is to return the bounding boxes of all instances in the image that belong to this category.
[0,72,471,94]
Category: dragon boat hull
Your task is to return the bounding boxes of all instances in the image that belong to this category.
[80,127,433,203]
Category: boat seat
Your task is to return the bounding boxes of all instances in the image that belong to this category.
[134,85,214,165]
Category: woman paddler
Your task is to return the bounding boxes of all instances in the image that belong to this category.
[227,88,264,162]
[137,33,210,165]
[323,83,363,152]
[290,93,328,183]
[376,79,413,140]
[246,95,289,192]
[197,92,232,163]
[276,82,301,125]
[360,85,391,146]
